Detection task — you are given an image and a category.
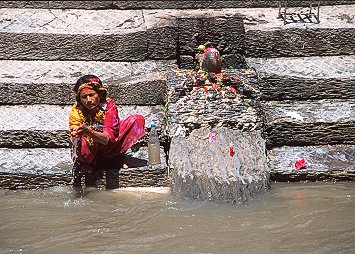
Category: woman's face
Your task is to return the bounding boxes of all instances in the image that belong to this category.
[79,88,100,111]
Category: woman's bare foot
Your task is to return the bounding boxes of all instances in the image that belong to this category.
[122,163,128,169]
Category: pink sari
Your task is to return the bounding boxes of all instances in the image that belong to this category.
[69,99,146,168]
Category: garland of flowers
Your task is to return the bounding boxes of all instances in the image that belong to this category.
[174,69,256,97]
[77,107,106,146]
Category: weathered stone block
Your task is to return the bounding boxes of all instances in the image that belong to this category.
[107,72,168,105]
[0,130,69,148]
[268,145,355,182]
[178,55,194,70]
[147,27,177,59]
[0,32,147,61]
[0,146,169,189]
[246,28,355,58]
[222,54,249,69]
[259,76,355,100]
[169,127,270,204]
[264,100,355,147]
[0,105,167,147]
[0,1,352,9]
[100,146,169,189]
[177,15,246,68]
[0,60,175,105]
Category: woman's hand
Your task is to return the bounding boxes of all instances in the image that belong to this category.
[70,123,91,137]
[70,123,109,145]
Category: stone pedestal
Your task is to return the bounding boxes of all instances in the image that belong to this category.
[169,127,270,204]
[168,68,270,203]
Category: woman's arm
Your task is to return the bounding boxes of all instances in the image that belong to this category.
[72,123,109,145]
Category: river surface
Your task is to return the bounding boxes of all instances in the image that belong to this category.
[0,182,354,254]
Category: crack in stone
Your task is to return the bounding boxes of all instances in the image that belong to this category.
[37,9,58,31]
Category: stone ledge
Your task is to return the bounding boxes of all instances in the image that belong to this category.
[268,145,355,181]
[0,105,166,131]
[0,59,175,86]
[264,99,355,147]
[0,130,69,148]
[259,76,355,100]
[245,28,355,58]
[0,32,147,61]
[271,171,355,182]
[0,73,168,106]
[2,6,353,34]
[1,6,354,60]
[0,1,352,9]
[0,104,167,148]
[246,56,355,79]
[0,147,169,189]
[264,99,355,123]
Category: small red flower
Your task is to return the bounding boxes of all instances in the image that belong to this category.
[203,87,208,93]
[229,146,235,157]
[295,158,307,170]
[88,77,100,83]
[229,87,237,94]
[192,87,199,93]
[212,83,218,90]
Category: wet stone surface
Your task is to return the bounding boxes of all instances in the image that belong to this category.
[0,147,169,190]
[167,69,269,203]
[269,145,355,182]
[169,127,270,204]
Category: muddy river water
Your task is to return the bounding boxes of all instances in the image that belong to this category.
[0,182,354,254]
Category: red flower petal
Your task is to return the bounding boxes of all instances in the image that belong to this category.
[295,158,307,170]
[229,87,237,94]
[229,146,235,157]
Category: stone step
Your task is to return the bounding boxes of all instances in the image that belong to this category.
[0,147,168,189]
[0,105,166,148]
[0,1,350,9]
[0,59,174,105]
[268,144,355,182]
[0,8,176,61]
[264,99,355,147]
[0,6,353,61]
[243,6,354,58]
[247,56,355,100]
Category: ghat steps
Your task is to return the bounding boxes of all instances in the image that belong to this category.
[0,1,354,189]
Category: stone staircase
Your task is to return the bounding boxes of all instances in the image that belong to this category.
[0,1,354,189]
[245,4,355,181]
[0,3,174,189]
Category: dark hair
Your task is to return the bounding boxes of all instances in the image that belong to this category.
[74,74,107,106]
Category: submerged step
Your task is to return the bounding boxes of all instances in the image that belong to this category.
[264,99,355,147]
[268,145,355,182]
[0,147,168,189]
[0,105,166,148]
[0,59,174,105]
[247,56,355,100]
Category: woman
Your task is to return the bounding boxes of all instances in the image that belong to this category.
[69,75,146,187]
